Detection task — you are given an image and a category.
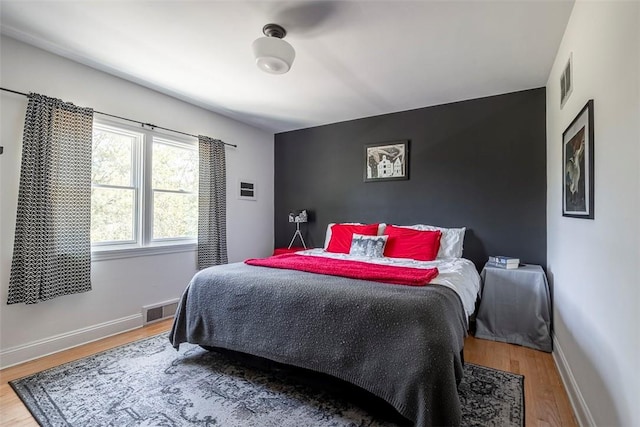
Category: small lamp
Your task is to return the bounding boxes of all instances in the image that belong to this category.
[288,209,308,249]
[252,23,295,74]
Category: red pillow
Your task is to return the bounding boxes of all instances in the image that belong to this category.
[383,225,442,261]
[326,223,380,254]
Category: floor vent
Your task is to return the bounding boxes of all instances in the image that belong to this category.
[143,299,179,325]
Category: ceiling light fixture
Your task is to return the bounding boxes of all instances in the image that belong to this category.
[252,23,295,75]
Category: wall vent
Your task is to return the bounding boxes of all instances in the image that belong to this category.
[142,299,179,325]
[238,179,256,201]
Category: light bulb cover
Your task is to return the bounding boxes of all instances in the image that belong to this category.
[252,36,295,74]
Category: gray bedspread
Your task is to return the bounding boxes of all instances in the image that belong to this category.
[169,262,468,426]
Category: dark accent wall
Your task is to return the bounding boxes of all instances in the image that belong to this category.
[275,88,547,269]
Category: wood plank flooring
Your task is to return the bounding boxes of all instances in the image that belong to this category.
[0,320,577,426]
[464,335,577,427]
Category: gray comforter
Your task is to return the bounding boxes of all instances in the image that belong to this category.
[169,262,467,426]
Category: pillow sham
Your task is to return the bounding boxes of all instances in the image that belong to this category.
[349,234,388,258]
[324,222,386,249]
[383,225,441,261]
[326,223,380,254]
[395,224,465,258]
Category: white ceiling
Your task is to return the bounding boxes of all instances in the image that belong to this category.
[0,1,574,133]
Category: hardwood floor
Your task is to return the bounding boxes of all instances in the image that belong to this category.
[0,320,577,426]
[464,335,577,427]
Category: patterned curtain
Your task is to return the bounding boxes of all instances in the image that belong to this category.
[197,136,228,269]
[8,94,94,304]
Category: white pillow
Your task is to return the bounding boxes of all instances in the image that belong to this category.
[395,224,466,258]
[324,222,387,249]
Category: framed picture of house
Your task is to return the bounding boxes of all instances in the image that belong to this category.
[562,99,594,219]
[364,140,409,182]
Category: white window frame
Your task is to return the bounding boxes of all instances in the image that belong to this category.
[149,137,199,245]
[91,122,142,249]
[91,118,198,261]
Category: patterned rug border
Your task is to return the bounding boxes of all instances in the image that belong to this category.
[9,332,170,383]
[467,362,525,425]
[466,362,526,381]
[7,333,168,426]
[10,332,525,427]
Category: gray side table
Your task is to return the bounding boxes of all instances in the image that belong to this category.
[475,264,552,352]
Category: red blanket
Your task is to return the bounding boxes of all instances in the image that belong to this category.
[245,253,438,286]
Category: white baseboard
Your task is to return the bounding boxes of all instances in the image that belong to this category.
[0,313,143,369]
[552,333,596,427]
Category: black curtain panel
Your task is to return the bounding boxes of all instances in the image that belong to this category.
[8,93,94,304]
[197,136,228,269]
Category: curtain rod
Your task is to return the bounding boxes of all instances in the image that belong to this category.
[0,87,237,148]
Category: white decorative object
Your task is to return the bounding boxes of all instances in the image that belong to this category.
[287,209,308,249]
[252,24,295,75]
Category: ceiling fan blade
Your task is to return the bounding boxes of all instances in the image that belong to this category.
[272,1,350,37]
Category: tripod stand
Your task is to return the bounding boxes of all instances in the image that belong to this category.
[288,221,307,249]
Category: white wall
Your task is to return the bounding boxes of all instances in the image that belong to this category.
[546,1,639,426]
[0,36,274,368]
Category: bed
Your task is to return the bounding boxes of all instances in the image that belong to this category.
[169,223,480,426]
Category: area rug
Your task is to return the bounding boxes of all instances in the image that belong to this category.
[10,334,523,427]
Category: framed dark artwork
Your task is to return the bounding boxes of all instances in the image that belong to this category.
[562,99,594,219]
[560,53,573,109]
[364,140,409,182]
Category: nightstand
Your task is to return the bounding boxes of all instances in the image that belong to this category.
[273,247,307,256]
[475,263,552,352]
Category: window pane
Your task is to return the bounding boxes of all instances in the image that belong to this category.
[152,141,198,192]
[91,187,135,243]
[92,128,134,186]
[153,191,197,239]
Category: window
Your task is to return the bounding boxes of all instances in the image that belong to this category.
[91,120,198,258]
[91,125,140,245]
[151,138,198,240]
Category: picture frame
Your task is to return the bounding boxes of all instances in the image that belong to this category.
[560,53,573,109]
[562,99,594,219]
[364,140,409,182]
